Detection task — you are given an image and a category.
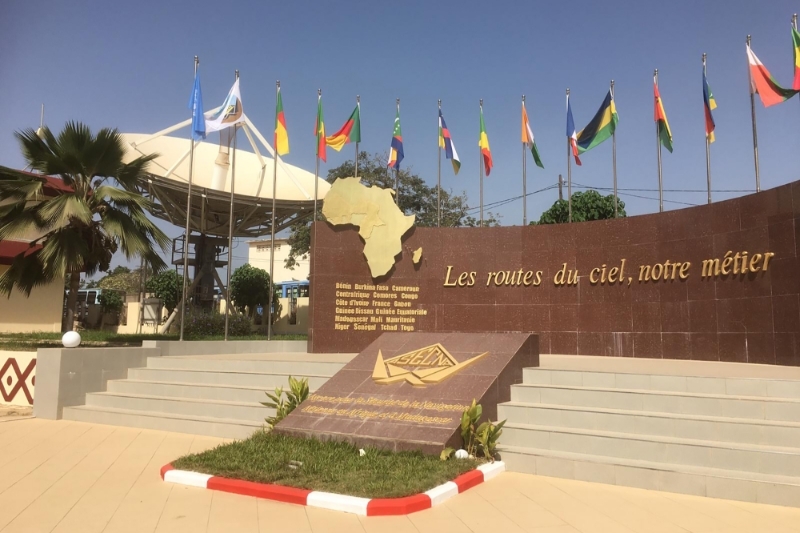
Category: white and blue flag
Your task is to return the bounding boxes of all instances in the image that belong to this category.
[187,72,206,140]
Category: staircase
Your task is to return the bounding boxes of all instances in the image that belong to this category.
[62,353,351,439]
[498,358,800,507]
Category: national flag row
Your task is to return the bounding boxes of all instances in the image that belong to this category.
[185,23,800,178]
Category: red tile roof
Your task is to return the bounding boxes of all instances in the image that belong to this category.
[0,240,42,265]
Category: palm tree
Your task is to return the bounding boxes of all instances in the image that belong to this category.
[0,121,170,331]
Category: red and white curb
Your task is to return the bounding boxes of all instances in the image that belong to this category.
[160,461,505,516]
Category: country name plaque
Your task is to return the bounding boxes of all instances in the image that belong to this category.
[274,332,539,454]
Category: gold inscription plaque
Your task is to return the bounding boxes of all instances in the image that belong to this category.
[371,344,487,386]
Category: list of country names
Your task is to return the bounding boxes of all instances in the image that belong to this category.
[333,282,427,332]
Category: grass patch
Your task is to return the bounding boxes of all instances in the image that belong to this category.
[0,331,308,352]
[171,431,480,499]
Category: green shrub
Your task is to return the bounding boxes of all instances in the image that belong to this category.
[182,311,252,338]
[442,400,505,461]
[261,376,310,428]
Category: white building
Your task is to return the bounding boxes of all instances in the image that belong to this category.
[247,237,309,335]
[246,238,308,283]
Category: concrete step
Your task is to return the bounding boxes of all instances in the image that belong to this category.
[84,392,272,423]
[501,423,800,477]
[497,402,800,448]
[498,444,800,508]
[62,405,261,440]
[145,356,344,376]
[106,379,299,404]
[510,384,800,422]
[127,367,330,389]
[524,367,800,398]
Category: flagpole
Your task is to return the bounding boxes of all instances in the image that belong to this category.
[355,95,360,179]
[180,55,199,342]
[703,54,712,205]
[610,80,618,218]
[267,80,280,341]
[479,99,484,227]
[395,98,400,200]
[655,69,664,212]
[224,70,239,341]
[566,88,572,223]
[437,99,441,228]
[522,95,527,226]
[747,35,761,193]
[314,89,320,220]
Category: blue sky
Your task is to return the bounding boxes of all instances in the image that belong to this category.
[2,0,799,271]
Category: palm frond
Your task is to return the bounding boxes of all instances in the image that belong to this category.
[37,193,93,229]
[38,229,88,275]
[0,207,48,240]
[0,250,55,297]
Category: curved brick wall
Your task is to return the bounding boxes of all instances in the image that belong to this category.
[309,180,799,365]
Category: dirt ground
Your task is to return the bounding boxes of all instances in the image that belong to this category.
[0,405,33,419]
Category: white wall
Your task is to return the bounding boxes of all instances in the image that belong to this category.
[247,239,309,283]
[0,266,64,333]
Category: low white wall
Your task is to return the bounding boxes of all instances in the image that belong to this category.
[0,350,36,406]
[0,266,63,333]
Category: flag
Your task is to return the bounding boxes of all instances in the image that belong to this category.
[703,69,717,143]
[566,94,581,166]
[654,78,673,153]
[576,90,618,154]
[274,86,289,156]
[387,108,404,169]
[438,110,461,174]
[521,102,544,169]
[479,106,493,176]
[793,27,800,90]
[187,71,205,141]
[746,44,798,107]
[205,78,246,133]
[315,96,326,163]
[326,104,361,151]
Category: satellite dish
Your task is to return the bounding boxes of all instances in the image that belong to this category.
[121,113,329,238]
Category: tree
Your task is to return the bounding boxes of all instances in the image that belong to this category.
[229,264,271,321]
[145,269,181,315]
[97,265,144,295]
[285,152,500,269]
[97,290,124,330]
[532,190,626,225]
[0,122,170,331]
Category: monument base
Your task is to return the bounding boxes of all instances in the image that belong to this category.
[274,332,539,454]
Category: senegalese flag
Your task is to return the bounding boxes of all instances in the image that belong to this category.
[792,26,800,90]
[387,107,404,169]
[479,106,493,176]
[747,44,798,107]
[654,78,673,153]
[326,104,361,151]
[521,101,544,169]
[315,95,326,163]
[274,86,289,156]
[438,109,461,174]
[703,69,717,143]
[576,90,618,154]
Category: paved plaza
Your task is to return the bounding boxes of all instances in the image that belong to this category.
[1,418,799,533]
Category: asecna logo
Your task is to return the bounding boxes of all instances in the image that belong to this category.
[371,343,487,386]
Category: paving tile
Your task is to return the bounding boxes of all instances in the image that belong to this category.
[256,499,312,533]
[52,430,167,533]
[0,422,113,530]
[358,514,418,533]
[154,484,213,533]
[207,490,259,533]
[305,505,366,533]
[103,431,197,533]
[2,426,139,533]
